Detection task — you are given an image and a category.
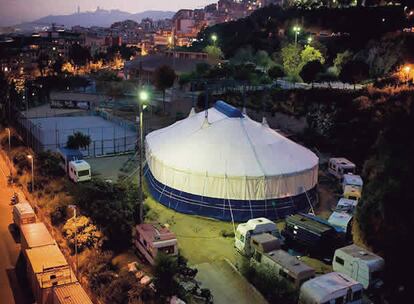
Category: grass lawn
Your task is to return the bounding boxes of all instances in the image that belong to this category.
[143,185,237,266]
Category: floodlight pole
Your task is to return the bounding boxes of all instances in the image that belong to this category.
[139,103,144,223]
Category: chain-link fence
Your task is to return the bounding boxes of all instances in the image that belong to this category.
[13,109,138,157]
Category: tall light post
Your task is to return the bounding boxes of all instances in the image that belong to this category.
[404,65,411,83]
[5,128,11,175]
[68,204,78,278]
[211,33,218,46]
[137,89,149,224]
[27,154,34,192]
[293,26,301,46]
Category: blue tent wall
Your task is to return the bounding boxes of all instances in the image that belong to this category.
[145,166,317,222]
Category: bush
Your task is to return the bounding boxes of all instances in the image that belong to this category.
[51,205,68,226]
[153,253,180,297]
[63,216,103,252]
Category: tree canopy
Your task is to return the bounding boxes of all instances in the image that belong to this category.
[66,131,91,150]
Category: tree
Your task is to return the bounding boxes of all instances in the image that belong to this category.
[37,151,65,177]
[153,253,179,297]
[230,46,254,65]
[66,131,91,150]
[300,60,323,85]
[203,45,224,60]
[280,44,302,79]
[63,215,103,252]
[255,50,274,71]
[0,72,9,123]
[37,53,49,76]
[333,50,353,76]
[153,65,176,112]
[300,45,325,70]
[356,101,414,303]
[195,62,211,77]
[74,179,140,251]
[339,60,369,88]
[268,65,285,81]
[69,44,91,66]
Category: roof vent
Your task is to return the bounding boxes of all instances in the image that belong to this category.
[359,251,368,256]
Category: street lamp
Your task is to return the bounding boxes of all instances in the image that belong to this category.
[5,128,11,175]
[27,154,34,192]
[137,89,149,224]
[293,26,301,46]
[403,65,411,83]
[307,36,313,45]
[211,34,218,46]
[68,204,78,278]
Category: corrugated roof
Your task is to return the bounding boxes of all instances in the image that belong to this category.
[266,250,314,276]
[286,214,333,234]
[53,283,93,304]
[26,245,68,273]
[21,222,55,249]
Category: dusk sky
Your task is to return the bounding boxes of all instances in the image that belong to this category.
[0,0,213,26]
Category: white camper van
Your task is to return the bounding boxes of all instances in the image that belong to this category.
[335,198,358,214]
[328,158,356,179]
[68,160,91,183]
[235,218,281,256]
[299,272,364,304]
[328,211,353,234]
[333,244,385,289]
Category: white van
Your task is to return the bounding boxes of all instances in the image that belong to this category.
[235,218,281,256]
[299,272,364,304]
[68,160,91,183]
[328,158,356,179]
[333,244,384,289]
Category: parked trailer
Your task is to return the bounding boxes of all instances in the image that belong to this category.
[13,202,36,228]
[235,217,282,256]
[333,244,385,290]
[52,282,92,304]
[252,248,315,288]
[283,213,341,257]
[26,245,77,304]
[328,158,356,179]
[342,174,363,193]
[20,222,56,251]
[299,272,363,304]
[134,223,178,265]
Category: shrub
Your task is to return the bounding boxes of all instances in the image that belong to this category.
[63,216,103,252]
[51,205,68,226]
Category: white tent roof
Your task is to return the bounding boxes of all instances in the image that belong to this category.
[146,104,318,178]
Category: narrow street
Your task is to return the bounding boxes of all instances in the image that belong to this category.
[0,152,30,304]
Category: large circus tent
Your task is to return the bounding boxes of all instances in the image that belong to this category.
[144,101,319,222]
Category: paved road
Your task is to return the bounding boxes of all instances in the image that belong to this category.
[196,260,268,304]
[0,153,30,304]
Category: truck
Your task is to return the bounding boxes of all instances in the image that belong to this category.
[25,244,77,304]
[52,282,92,304]
[333,244,385,289]
[20,222,56,251]
[328,158,356,179]
[299,272,363,304]
[13,202,36,228]
[235,217,282,256]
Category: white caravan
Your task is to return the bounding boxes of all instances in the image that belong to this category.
[299,272,364,304]
[235,217,281,256]
[342,174,363,193]
[13,202,36,228]
[328,198,358,233]
[68,160,91,183]
[328,158,356,179]
[333,244,385,289]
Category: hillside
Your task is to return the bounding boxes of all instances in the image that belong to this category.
[16,9,175,30]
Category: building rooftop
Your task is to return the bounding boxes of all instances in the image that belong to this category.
[286,213,333,235]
